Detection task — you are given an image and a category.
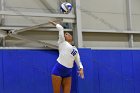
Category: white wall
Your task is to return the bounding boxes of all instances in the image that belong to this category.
[134,34,140,47]
[1,0,140,48]
[5,0,58,12]
[132,0,140,31]
[4,0,59,26]
[6,31,58,47]
[80,0,140,48]
[81,0,127,30]
[83,33,129,48]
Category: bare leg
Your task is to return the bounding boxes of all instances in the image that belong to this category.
[52,75,62,93]
[62,77,72,93]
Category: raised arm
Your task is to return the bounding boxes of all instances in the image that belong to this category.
[49,21,65,43]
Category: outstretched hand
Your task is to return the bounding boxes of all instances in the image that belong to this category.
[77,68,84,79]
[49,20,57,26]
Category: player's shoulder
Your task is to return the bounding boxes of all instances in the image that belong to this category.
[73,46,78,50]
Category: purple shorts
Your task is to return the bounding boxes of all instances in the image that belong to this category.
[51,62,72,78]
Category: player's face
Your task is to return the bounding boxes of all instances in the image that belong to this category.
[64,32,73,42]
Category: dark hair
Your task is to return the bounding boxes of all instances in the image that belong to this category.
[64,32,73,36]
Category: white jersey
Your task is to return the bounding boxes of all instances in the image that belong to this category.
[56,24,83,69]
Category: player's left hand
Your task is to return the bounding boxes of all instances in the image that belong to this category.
[77,68,84,79]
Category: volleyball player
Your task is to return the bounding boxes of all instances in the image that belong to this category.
[50,21,84,93]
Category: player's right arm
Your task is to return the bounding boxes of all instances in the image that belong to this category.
[56,24,65,44]
[49,21,65,44]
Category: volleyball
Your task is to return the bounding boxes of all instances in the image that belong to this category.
[60,2,72,14]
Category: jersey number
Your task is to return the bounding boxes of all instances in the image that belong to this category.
[71,49,77,56]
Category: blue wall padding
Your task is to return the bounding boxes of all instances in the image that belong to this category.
[94,50,123,93]
[0,50,3,93]
[71,63,78,93]
[92,50,100,93]
[132,50,140,93]
[77,49,96,93]
[2,50,57,93]
[0,49,140,93]
[121,51,134,93]
[1,49,78,93]
[90,50,140,93]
